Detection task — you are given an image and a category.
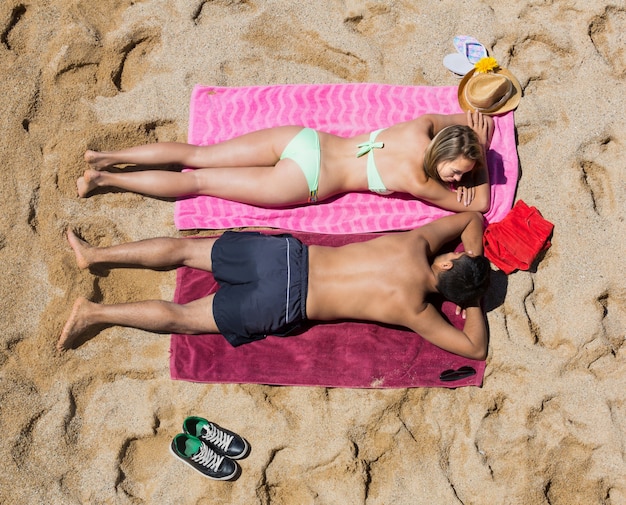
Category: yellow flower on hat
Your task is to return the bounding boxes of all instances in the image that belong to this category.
[474,57,499,73]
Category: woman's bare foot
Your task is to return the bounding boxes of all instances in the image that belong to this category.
[58,297,95,351]
[67,230,93,269]
[76,169,100,197]
[84,150,113,170]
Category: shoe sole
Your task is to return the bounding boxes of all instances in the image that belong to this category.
[169,445,238,481]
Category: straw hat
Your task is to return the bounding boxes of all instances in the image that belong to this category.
[457,59,521,115]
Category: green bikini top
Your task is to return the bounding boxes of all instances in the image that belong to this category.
[356,129,393,195]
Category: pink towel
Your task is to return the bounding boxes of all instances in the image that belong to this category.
[170,232,486,388]
[174,83,518,233]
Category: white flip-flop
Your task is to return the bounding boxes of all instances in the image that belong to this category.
[443,52,475,77]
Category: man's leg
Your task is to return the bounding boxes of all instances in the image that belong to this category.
[67,230,218,271]
[58,295,219,351]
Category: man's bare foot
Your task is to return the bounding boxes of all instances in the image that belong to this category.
[67,230,93,269]
[58,297,95,351]
[84,150,112,170]
[76,169,99,197]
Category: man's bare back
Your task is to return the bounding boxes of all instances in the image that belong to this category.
[306,232,434,325]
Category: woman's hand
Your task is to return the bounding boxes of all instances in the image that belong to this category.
[455,183,475,206]
[454,169,478,206]
[467,111,494,149]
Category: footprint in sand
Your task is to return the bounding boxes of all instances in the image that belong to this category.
[594,291,626,358]
[109,26,162,92]
[507,33,576,84]
[244,12,368,81]
[86,24,162,96]
[589,6,626,77]
[1,4,27,53]
[576,135,621,218]
[191,0,257,25]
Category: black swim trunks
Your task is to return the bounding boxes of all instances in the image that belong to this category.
[211,231,309,347]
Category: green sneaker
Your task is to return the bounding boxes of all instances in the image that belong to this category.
[183,417,249,460]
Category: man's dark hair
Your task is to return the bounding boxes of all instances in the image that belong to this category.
[436,255,491,306]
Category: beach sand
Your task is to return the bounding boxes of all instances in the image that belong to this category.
[1,1,625,503]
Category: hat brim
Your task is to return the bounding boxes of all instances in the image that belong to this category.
[457,67,522,116]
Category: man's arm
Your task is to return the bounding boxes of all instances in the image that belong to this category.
[417,211,486,319]
[408,303,488,360]
[406,212,488,358]
[414,211,485,256]
[459,213,485,255]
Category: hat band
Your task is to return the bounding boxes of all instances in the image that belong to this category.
[465,80,513,113]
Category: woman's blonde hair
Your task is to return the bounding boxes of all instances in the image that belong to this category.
[423,125,483,183]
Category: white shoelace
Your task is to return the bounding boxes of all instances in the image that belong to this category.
[191,442,224,472]
[201,424,234,452]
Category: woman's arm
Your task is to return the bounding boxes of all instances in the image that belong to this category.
[454,111,493,206]
[409,112,492,212]
[413,111,493,147]
[406,113,474,145]
[410,172,490,212]
[421,113,469,134]
[452,111,493,207]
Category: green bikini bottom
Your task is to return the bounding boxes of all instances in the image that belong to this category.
[280,128,321,203]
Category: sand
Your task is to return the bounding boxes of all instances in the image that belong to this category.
[1,0,625,503]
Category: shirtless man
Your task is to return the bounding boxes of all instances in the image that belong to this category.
[59,212,490,359]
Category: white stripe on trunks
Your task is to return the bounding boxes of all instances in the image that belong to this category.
[285,238,291,323]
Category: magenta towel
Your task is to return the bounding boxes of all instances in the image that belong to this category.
[169,232,486,388]
[174,83,518,233]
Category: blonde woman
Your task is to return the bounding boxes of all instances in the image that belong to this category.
[79,111,493,212]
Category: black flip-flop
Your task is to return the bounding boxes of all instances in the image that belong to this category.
[439,366,476,382]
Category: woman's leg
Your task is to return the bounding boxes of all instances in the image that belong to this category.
[78,158,312,206]
[67,230,218,271]
[78,125,316,205]
[85,126,304,170]
[57,295,219,351]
